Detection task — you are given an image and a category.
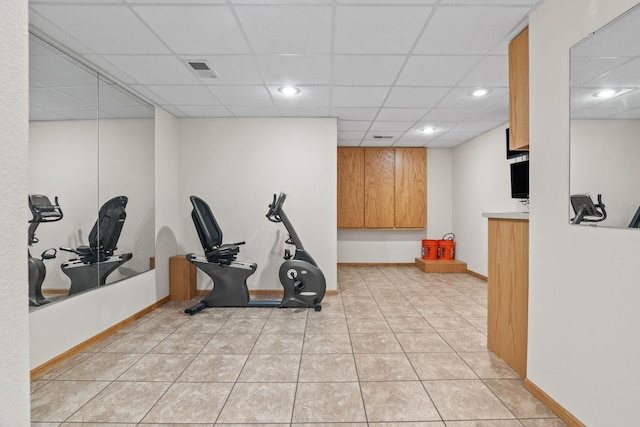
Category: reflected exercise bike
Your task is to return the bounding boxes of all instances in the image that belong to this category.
[28,194,63,306]
[185,193,326,314]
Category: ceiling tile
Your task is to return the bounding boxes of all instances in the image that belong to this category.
[209,86,273,106]
[435,87,508,108]
[585,58,640,88]
[337,0,436,4]
[469,106,509,122]
[232,0,331,3]
[159,105,187,118]
[338,120,373,131]
[330,107,380,121]
[332,55,405,86]
[365,130,404,138]
[102,55,201,85]
[414,6,529,55]
[30,88,91,110]
[258,55,331,85]
[280,106,331,116]
[334,5,432,54]
[178,55,263,85]
[338,131,367,140]
[228,106,282,116]
[375,107,429,121]
[83,54,136,85]
[570,57,630,87]
[426,139,464,148]
[234,5,332,53]
[452,121,503,133]
[128,84,170,106]
[174,106,233,117]
[458,55,509,87]
[384,87,450,108]
[30,4,170,54]
[361,138,398,147]
[145,85,222,106]
[393,139,428,147]
[30,54,97,87]
[269,85,330,107]
[134,5,250,54]
[440,0,538,4]
[332,86,390,107]
[369,121,414,132]
[396,55,481,86]
[420,108,477,122]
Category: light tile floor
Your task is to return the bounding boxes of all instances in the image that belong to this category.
[31,266,567,426]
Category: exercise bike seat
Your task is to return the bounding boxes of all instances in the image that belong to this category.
[190,196,245,264]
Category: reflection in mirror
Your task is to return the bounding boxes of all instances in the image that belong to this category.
[570,4,640,228]
[98,76,155,284]
[28,33,155,308]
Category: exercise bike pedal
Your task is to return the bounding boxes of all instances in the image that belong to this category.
[283,249,292,260]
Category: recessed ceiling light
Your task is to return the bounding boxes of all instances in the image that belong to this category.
[593,89,619,98]
[421,127,436,134]
[278,86,300,96]
[471,88,489,97]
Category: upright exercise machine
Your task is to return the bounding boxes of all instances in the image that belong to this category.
[28,194,63,306]
[60,195,132,295]
[185,193,326,314]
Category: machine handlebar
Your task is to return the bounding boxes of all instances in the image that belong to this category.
[266,193,287,223]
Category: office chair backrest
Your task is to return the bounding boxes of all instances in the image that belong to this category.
[190,196,223,253]
[89,196,128,255]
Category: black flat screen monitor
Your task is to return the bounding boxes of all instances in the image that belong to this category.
[629,206,640,228]
[510,160,529,199]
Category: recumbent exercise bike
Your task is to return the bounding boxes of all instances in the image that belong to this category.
[59,195,132,295]
[184,193,326,314]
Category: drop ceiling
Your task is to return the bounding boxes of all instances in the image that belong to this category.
[28,0,544,148]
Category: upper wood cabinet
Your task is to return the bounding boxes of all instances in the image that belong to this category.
[509,27,529,151]
[364,148,395,228]
[338,147,426,229]
[395,148,426,228]
[337,148,364,228]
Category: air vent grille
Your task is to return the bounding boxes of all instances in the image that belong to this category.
[185,60,219,79]
[372,135,393,139]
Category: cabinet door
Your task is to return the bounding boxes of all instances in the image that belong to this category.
[395,148,426,228]
[509,27,529,150]
[364,147,395,228]
[337,147,364,228]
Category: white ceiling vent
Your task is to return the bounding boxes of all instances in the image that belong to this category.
[186,60,219,79]
[372,135,393,139]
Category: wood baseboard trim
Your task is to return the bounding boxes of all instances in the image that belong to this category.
[337,262,415,267]
[524,378,585,427]
[466,269,488,281]
[196,289,339,297]
[30,296,170,380]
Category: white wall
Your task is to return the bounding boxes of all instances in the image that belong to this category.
[452,124,525,275]
[529,1,640,425]
[0,0,30,424]
[177,117,338,292]
[29,109,179,369]
[570,119,640,227]
[337,148,453,263]
[29,118,155,287]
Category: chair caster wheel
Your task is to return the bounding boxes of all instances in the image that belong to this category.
[314,304,321,312]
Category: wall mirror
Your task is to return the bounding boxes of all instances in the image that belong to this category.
[569,3,640,228]
[28,33,155,308]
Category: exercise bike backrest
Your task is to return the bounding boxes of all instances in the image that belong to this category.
[189,196,246,264]
[60,195,128,262]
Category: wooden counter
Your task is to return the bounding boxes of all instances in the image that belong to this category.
[485,215,529,377]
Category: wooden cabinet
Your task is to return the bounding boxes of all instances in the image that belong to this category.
[395,148,426,228]
[487,218,529,377]
[337,147,426,229]
[364,148,395,228]
[169,256,197,301]
[509,27,529,151]
[337,148,365,228]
